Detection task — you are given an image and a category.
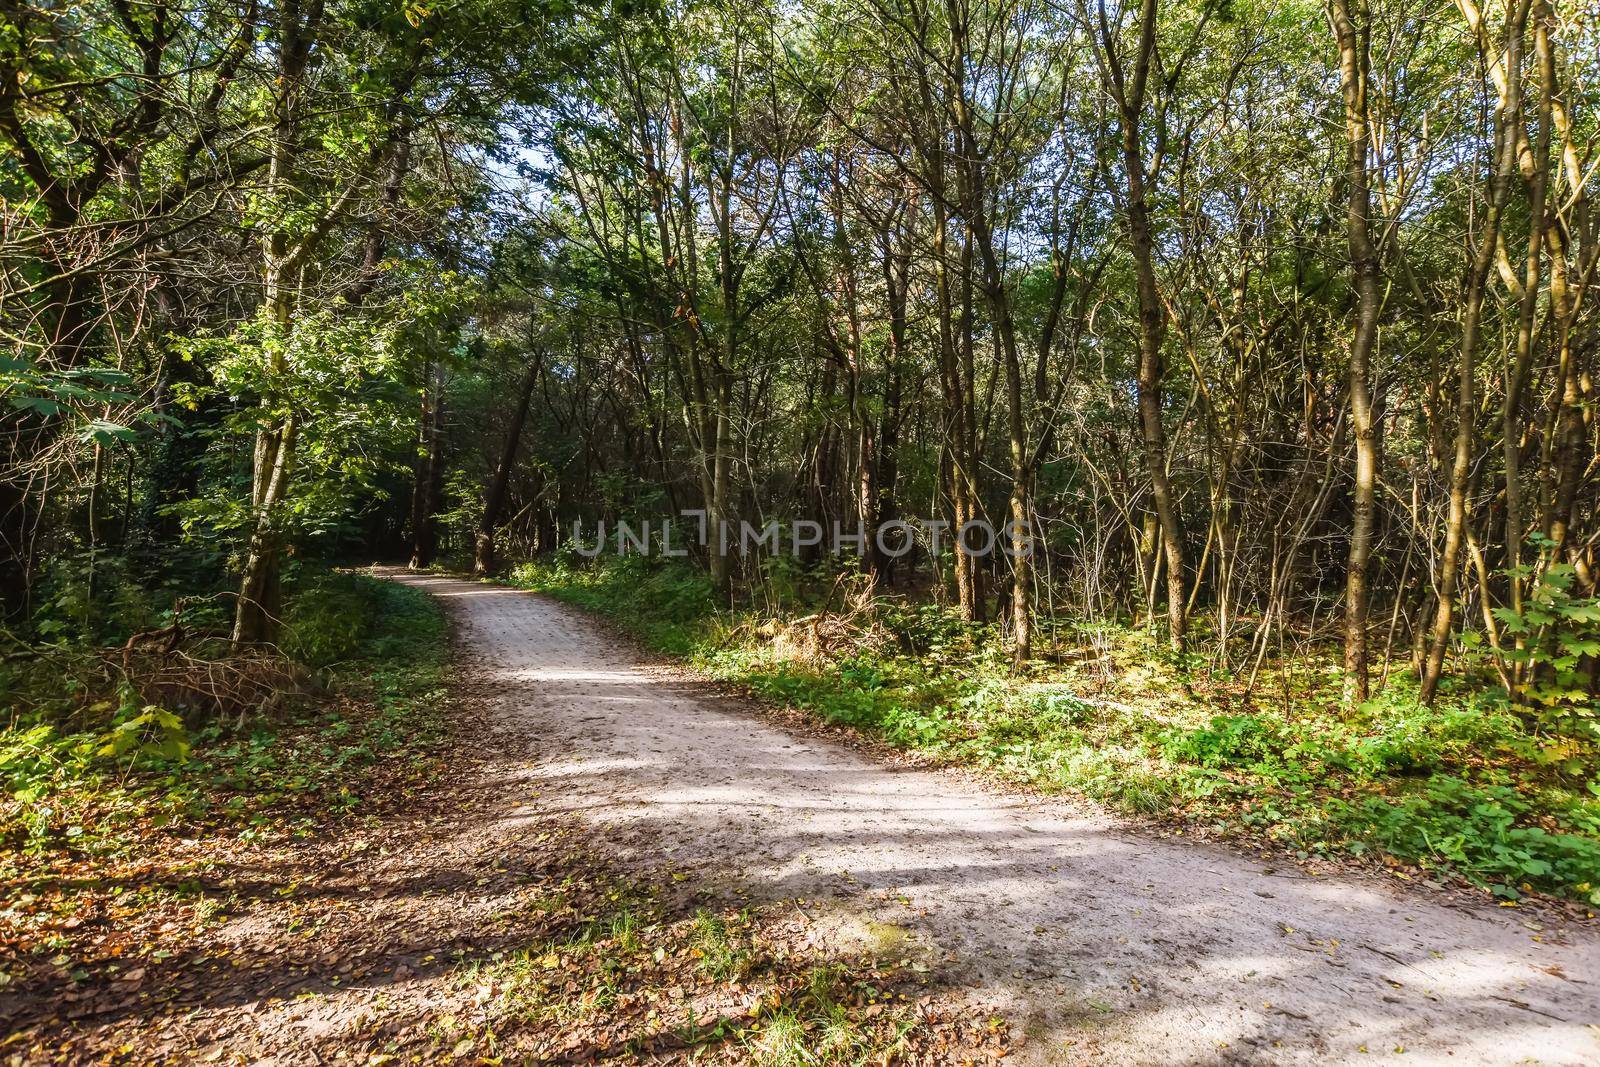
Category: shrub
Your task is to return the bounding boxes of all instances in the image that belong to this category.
[1161,713,1279,768]
[1334,777,1600,902]
[30,551,166,644]
[283,571,377,666]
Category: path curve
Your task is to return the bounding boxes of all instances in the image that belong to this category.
[398,572,1600,1066]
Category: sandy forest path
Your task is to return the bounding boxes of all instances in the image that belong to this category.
[401,572,1600,1066]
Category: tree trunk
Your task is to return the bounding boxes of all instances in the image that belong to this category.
[232,0,324,648]
[233,412,298,646]
[1499,4,1554,691]
[1108,0,1187,653]
[475,354,543,576]
[1329,0,1384,703]
[1421,0,1529,703]
[409,378,446,570]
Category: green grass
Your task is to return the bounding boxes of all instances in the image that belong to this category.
[509,555,1600,906]
[691,908,755,981]
[745,960,915,1067]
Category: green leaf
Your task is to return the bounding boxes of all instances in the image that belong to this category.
[9,396,62,415]
[81,419,139,446]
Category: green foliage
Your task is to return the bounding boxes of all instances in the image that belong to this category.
[1,686,191,845]
[879,603,989,661]
[282,570,380,666]
[1333,779,1600,904]
[93,696,191,762]
[0,357,159,445]
[29,550,167,644]
[173,305,449,556]
[511,554,715,654]
[1161,714,1279,769]
[0,572,449,861]
[689,909,753,982]
[1492,547,1600,732]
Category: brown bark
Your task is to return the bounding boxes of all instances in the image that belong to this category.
[1420,0,1530,704]
[1328,0,1384,703]
[232,0,328,648]
[1101,0,1187,652]
[409,380,447,570]
[475,354,544,576]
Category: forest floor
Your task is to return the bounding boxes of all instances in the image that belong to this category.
[8,570,1600,1065]
[2,572,1007,1065]
[385,571,1600,1066]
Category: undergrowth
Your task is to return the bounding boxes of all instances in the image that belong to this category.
[0,570,450,869]
[509,555,1600,906]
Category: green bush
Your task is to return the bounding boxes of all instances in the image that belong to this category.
[1161,713,1279,769]
[512,554,714,653]
[1492,553,1600,735]
[0,569,449,859]
[1334,778,1600,903]
[283,571,378,666]
[30,551,166,644]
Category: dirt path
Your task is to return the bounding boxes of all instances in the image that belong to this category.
[398,572,1600,1066]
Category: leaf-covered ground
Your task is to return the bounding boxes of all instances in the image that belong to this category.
[1,575,1010,1065]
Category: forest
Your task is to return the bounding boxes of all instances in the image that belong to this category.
[3,0,1600,1061]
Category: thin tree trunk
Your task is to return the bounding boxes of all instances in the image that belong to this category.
[475,353,543,576]
[1421,0,1530,703]
[1104,0,1187,652]
[1329,0,1384,703]
[409,378,446,569]
[232,0,327,648]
